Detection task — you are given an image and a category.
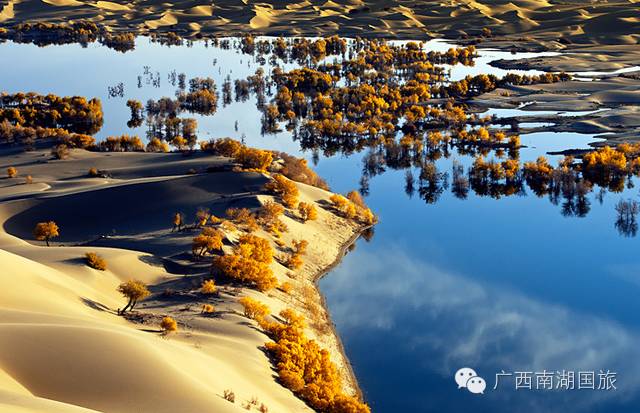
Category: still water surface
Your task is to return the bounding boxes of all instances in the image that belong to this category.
[1,37,638,413]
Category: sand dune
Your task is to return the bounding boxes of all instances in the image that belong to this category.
[42,0,85,7]
[0,388,101,413]
[1,0,638,51]
[249,5,275,30]
[590,90,640,105]
[94,1,131,11]
[144,11,178,29]
[187,5,212,16]
[4,172,269,243]
[0,0,14,22]
[0,147,362,412]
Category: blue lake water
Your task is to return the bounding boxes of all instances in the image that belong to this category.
[1,37,638,413]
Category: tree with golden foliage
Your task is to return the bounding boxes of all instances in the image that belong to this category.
[279,282,293,294]
[51,144,70,160]
[100,135,144,152]
[85,252,107,271]
[172,212,184,232]
[213,234,277,291]
[201,279,217,295]
[264,174,299,208]
[33,221,59,246]
[171,136,188,152]
[523,156,554,196]
[285,239,308,270]
[195,207,210,228]
[583,145,628,174]
[160,316,178,333]
[126,99,144,128]
[329,194,351,215]
[285,253,304,270]
[234,147,273,171]
[298,202,318,222]
[146,137,170,152]
[329,193,377,225]
[7,166,17,178]
[239,296,270,321]
[292,239,308,255]
[358,207,377,226]
[201,137,243,157]
[273,151,329,189]
[346,190,365,208]
[202,303,215,314]
[225,207,259,231]
[266,219,290,239]
[181,118,198,150]
[192,227,224,259]
[117,280,150,313]
[259,200,284,227]
[238,234,273,263]
[262,308,370,413]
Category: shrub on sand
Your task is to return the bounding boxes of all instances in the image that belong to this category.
[298,202,318,222]
[223,389,236,403]
[160,316,178,333]
[201,279,217,294]
[85,252,107,271]
[202,304,215,314]
[239,297,270,321]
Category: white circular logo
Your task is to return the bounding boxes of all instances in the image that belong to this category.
[455,367,486,394]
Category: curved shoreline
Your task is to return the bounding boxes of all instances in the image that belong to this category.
[312,223,374,400]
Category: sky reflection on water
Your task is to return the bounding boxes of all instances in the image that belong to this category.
[318,148,640,412]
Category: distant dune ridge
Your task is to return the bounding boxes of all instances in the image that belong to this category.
[0,0,638,45]
[1,0,638,71]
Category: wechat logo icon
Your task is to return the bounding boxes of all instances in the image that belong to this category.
[455,367,486,394]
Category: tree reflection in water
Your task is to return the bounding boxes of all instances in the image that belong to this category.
[615,199,639,237]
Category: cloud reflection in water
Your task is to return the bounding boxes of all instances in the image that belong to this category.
[322,245,640,412]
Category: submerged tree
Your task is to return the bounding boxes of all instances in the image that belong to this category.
[615,199,639,237]
[126,99,144,128]
[181,118,198,150]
